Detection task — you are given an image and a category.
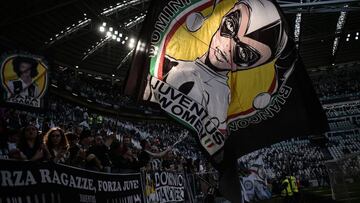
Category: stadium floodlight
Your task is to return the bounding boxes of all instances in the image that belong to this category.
[109,27,113,32]
[102,22,107,27]
[129,42,135,48]
[114,30,118,35]
[99,26,105,32]
[122,41,125,44]
[106,31,112,37]
[112,74,115,77]
[75,65,79,69]
[356,36,359,40]
[117,37,120,42]
[125,36,128,40]
[130,38,135,43]
[346,38,349,41]
[119,33,123,37]
[112,35,116,40]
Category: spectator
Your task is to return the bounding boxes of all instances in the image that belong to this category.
[0,124,20,159]
[110,140,138,172]
[65,132,83,167]
[88,135,111,171]
[43,127,69,163]
[14,124,49,161]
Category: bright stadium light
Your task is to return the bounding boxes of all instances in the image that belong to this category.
[109,27,113,32]
[99,26,105,32]
[117,37,120,42]
[129,42,135,48]
[102,22,107,27]
[122,41,125,44]
[112,35,116,40]
[114,30,118,35]
[130,38,135,43]
[106,31,112,37]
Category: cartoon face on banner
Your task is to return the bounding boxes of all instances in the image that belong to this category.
[1,54,48,108]
[145,0,295,156]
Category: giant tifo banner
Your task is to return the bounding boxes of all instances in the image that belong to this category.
[0,160,143,203]
[125,0,328,158]
[145,171,185,203]
[0,53,48,108]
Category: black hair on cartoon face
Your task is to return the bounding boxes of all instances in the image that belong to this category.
[206,0,287,71]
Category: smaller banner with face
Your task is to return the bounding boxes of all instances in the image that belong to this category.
[1,54,49,108]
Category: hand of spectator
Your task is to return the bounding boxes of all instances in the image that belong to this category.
[9,149,27,160]
[163,146,173,155]
[41,144,51,159]
[30,149,44,161]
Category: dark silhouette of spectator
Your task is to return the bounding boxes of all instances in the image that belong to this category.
[15,124,49,161]
[88,135,111,171]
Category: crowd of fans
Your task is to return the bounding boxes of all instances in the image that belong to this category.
[326,129,360,159]
[0,95,206,174]
[341,154,360,182]
[51,68,134,108]
[311,65,360,103]
[238,98,360,190]
[239,139,330,188]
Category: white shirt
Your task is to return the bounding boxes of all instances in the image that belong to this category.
[6,79,40,98]
[163,58,230,131]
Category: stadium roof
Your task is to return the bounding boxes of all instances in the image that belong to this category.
[1,0,359,82]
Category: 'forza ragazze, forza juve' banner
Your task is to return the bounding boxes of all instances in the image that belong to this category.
[1,53,49,108]
[0,159,143,203]
[125,0,328,158]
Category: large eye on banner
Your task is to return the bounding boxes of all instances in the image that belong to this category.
[1,54,49,108]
